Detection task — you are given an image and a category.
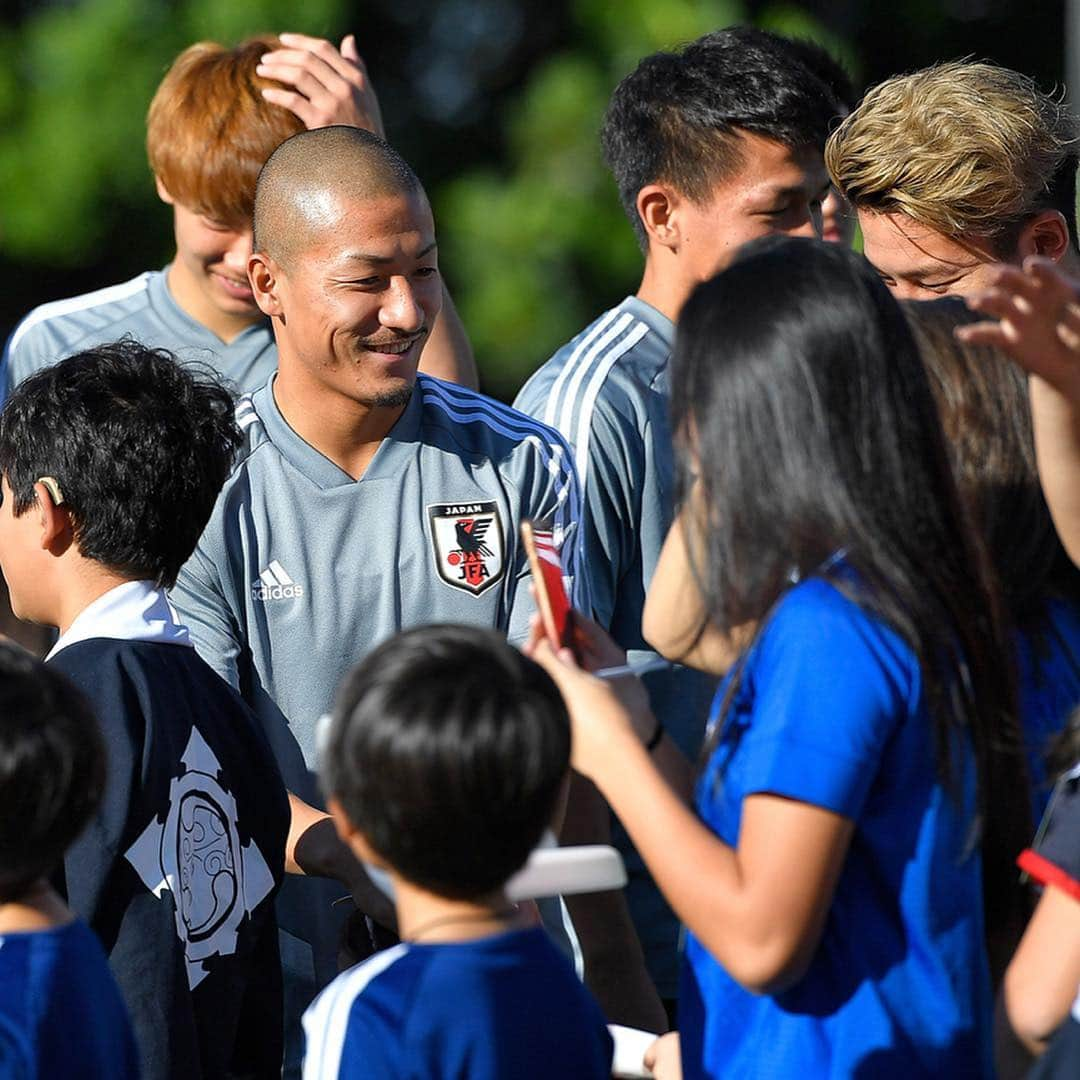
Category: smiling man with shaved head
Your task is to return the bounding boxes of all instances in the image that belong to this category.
[170,125,584,1072]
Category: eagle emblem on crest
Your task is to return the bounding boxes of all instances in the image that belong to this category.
[428,501,506,595]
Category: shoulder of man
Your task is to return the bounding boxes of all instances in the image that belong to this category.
[416,374,575,490]
[514,298,673,447]
[5,272,157,364]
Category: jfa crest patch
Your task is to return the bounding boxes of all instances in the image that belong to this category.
[428,501,506,596]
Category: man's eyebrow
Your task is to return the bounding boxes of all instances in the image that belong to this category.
[751,177,831,200]
[341,241,438,265]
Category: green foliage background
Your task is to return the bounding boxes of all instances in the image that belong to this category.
[0,0,1064,401]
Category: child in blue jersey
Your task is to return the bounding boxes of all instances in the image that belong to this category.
[0,642,139,1078]
[306,625,613,1079]
[531,238,1030,1078]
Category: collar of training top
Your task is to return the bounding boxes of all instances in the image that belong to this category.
[47,579,193,660]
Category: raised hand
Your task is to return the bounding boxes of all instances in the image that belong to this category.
[257,32,385,137]
[959,256,1080,395]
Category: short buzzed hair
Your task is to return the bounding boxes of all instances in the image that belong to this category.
[601,27,839,248]
[147,36,304,229]
[253,126,423,266]
[826,61,1079,254]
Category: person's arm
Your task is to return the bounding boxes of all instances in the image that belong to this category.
[1003,885,1080,1055]
[529,602,875,993]
[417,282,479,389]
[170,543,243,688]
[286,793,396,929]
[960,257,1080,567]
[559,773,668,1032]
[642,505,750,676]
[256,34,479,390]
[528,609,695,800]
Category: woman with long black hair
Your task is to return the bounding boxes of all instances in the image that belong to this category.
[530,238,1029,1078]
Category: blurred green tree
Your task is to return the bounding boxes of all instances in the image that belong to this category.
[0,0,344,263]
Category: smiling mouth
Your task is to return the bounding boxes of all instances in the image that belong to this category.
[214,273,255,299]
[361,333,426,356]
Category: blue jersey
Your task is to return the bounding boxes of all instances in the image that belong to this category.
[302,927,613,1079]
[0,918,140,1078]
[1014,597,1080,820]
[681,577,992,1079]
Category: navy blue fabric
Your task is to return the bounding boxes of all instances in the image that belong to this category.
[49,639,289,1080]
[303,927,612,1078]
[679,578,993,1079]
[0,918,140,1078]
[1014,599,1080,820]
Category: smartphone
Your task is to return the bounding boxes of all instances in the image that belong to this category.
[521,520,576,654]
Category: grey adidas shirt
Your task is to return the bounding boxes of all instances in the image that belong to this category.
[2,269,277,402]
[515,295,717,997]
[171,373,582,1020]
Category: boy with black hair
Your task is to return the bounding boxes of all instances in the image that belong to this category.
[0,340,291,1080]
[514,26,841,1013]
[306,624,613,1079]
[0,641,139,1078]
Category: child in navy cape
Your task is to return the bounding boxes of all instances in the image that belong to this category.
[0,341,290,1080]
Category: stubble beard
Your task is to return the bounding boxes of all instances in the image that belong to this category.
[369,383,414,409]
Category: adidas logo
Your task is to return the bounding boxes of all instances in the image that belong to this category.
[251,560,304,601]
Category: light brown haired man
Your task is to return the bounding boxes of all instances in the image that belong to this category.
[826,60,1080,299]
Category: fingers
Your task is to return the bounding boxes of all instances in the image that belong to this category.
[259,33,385,135]
[340,33,360,64]
[522,611,546,658]
[963,287,1027,327]
[277,33,365,84]
[953,320,1011,350]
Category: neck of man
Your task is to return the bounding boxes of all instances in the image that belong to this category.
[635,249,694,324]
[272,366,410,482]
[49,560,138,638]
[166,259,263,345]
[0,880,72,934]
[393,874,521,945]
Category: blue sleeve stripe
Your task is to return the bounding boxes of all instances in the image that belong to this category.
[301,944,409,1080]
[419,381,582,569]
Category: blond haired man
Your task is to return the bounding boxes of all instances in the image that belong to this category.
[826,61,1079,298]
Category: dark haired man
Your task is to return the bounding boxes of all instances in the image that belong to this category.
[0,341,290,1080]
[515,27,841,1012]
[170,125,584,1066]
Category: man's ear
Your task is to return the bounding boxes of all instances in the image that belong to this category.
[248,252,285,318]
[1017,210,1071,264]
[32,481,72,553]
[637,183,682,253]
[154,176,176,207]
[327,796,385,868]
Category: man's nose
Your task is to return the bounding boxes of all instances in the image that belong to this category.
[381,277,424,332]
[223,232,254,271]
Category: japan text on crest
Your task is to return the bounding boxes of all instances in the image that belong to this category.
[428,501,506,596]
